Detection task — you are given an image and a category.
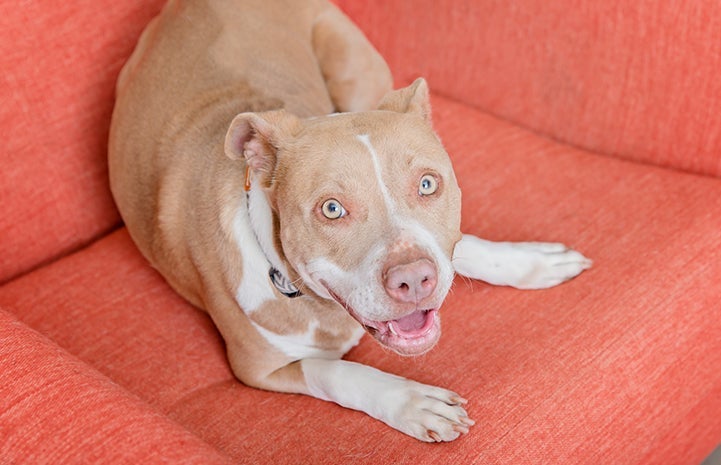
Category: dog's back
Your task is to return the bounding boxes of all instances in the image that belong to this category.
[108,0,347,302]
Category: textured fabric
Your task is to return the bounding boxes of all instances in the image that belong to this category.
[2,95,720,464]
[5,0,718,285]
[0,308,233,464]
[0,0,164,284]
[0,230,234,414]
[3,0,721,463]
[434,96,721,464]
[335,0,721,178]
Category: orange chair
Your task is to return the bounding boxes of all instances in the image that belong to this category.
[2,1,719,463]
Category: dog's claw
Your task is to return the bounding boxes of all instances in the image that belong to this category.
[459,416,475,426]
[452,424,470,435]
[381,381,472,442]
[428,431,442,442]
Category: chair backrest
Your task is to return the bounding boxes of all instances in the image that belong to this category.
[0,1,165,283]
[336,0,721,178]
[4,0,717,284]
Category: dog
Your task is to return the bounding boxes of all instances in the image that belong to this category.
[108,0,591,442]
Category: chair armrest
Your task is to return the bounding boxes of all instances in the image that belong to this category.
[0,308,231,464]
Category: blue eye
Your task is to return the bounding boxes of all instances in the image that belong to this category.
[321,199,347,219]
[419,174,438,196]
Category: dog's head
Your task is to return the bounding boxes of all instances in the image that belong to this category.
[225,79,461,355]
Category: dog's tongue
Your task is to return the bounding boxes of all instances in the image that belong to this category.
[389,310,435,338]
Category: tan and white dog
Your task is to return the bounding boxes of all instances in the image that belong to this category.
[109,0,591,442]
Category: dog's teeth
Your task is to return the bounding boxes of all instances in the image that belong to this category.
[388,322,398,336]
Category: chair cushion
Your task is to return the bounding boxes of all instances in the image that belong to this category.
[0,228,234,414]
[1,95,719,464]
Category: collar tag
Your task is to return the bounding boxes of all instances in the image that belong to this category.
[244,166,252,192]
[269,267,302,298]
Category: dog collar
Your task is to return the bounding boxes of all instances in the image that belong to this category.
[245,167,303,299]
[269,267,302,298]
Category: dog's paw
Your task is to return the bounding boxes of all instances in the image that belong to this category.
[384,381,474,442]
[502,242,592,289]
[453,235,592,289]
[301,359,473,442]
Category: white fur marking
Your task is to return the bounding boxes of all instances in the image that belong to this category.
[397,218,455,296]
[231,197,276,313]
[357,134,397,216]
[295,262,333,299]
[250,320,364,360]
[247,176,294,280]
[356,134,451,285]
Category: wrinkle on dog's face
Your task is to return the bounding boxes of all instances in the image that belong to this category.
[273,110,462,352]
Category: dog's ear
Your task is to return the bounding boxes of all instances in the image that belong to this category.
[377,78,431,122]
[224,110,301,186]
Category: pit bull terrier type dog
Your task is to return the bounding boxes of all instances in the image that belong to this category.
[109,0,591,442]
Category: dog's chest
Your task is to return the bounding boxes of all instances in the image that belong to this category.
[243,294,365,360]
[229,198,364,358]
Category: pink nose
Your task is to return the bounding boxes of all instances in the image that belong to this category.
[384,259,438,304]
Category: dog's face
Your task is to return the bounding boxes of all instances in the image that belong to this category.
[226,79,462,355]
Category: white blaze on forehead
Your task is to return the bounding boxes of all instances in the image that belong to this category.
[301,135,456,320]
[355,133,452,278]
[357,134,398,217]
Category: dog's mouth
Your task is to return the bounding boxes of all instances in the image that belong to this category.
[323,284,441,356]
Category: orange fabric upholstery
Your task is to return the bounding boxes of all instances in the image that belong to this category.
[0,1,163,284]
[335,0,721,178]
[0,309,232,464]
[1,0,720,463]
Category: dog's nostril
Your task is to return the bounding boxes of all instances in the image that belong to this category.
[384,259,437,304]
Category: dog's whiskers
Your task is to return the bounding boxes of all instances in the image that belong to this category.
[291,277,309,294]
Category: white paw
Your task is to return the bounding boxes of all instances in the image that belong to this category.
[500,242,592,289]
[301,359,472,442]
[382,381,474,442]
[452,235,592,289]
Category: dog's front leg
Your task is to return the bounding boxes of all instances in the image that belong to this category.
[452,234,592,289]
[225,340,473,442]
[300,358,473,442]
